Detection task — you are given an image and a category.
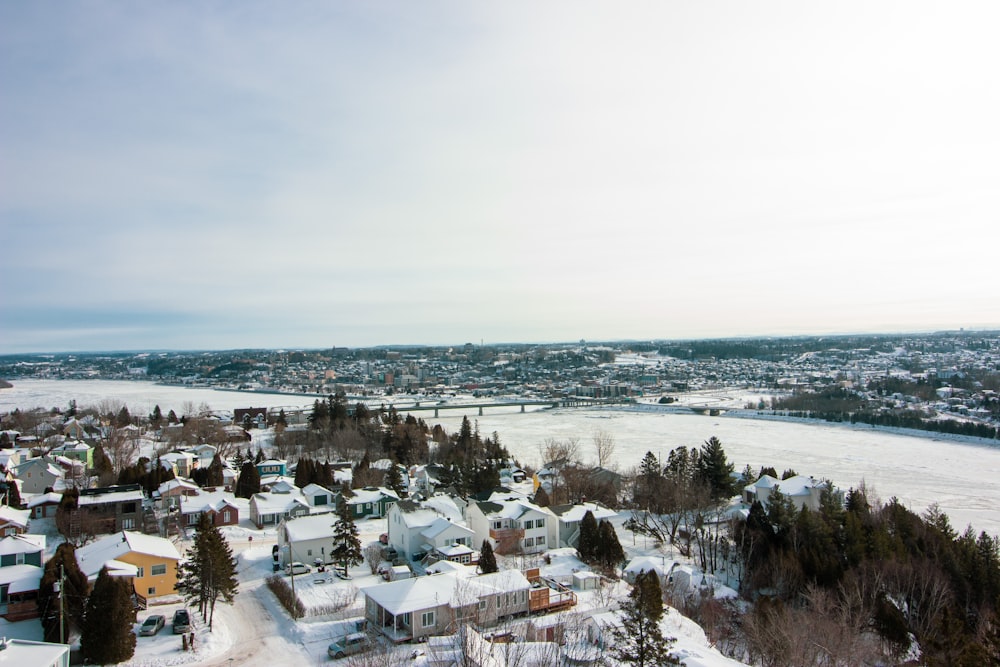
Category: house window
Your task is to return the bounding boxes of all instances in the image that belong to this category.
[188,514,199,525]
[307,549,312,556]
[536,536,545,545]
[123,502,137,514]
[492,521,502,530]
[151,564,167,576]
[421,611,435,628]
[524,538,534,548]
[136,567,145,578]
[535,518,545,527]
[479,599,487,610]
[524,520,533,530]
[223,511,231,522]
[148,587,156,595]
[122,518,135,530]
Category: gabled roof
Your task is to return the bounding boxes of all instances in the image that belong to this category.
[0,564,44,592]
[0,533,45,555]
[0,505,30,528]
[548,502,617,523]
[76,531,181,579]
[282,512,338,542]
[420,517,474,540]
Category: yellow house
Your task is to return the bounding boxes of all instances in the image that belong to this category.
[75,531,181,602]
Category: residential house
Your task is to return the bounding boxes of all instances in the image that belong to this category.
[548,502,617,549]
[386,500,475,563]
[361,569,532,642]
[13,457,64,495]
[342,487,399,520]
[743,474,843,513]
[47,441,93,469]
[0,449,21,471]
[256,459,288,478]
[0,505,30,537]
[179,491,240,529]
[0,534,45,567]
[0,638,70,666]
[277,512,338,566]
[160,451,195,478]
[27,492,62,520]
[60,485,145,538]
[300,483,337,510]
[0,565,44,621]
[75,530,181,602]
[62,418,86,440]
[155,478,201,510]
[465,497,556,556]
[249,491,309,529]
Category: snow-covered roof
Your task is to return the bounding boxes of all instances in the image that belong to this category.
[282,512,338,543]
[548,501,617,523]
[345,487,398,505]
[157,478,200,495]
[77,488,144,506]
[181,490,239,516]
[0,505,30,527]
[252,492,309,515]
[747,474,823,497]
[0,533,45,555]
[420,494,464,522]
[362,569,528,615]
[26,491,63,508]
[0,639,68,665]
[624,555,676,577]
[436,543,474,557]
[301,483,334,497]
[76,531,181,579]
[420,517,473,540]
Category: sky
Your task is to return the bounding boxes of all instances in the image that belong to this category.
[2,2,999,354]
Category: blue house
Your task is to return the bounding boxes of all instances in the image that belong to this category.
[256,459,288,478]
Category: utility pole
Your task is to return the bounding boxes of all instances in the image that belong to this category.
[59,563,65,644]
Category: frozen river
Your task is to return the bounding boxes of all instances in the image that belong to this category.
[3,379,998,537]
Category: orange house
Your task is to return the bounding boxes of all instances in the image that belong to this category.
[76,531,181,603]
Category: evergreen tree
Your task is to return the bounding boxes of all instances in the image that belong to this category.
[235,461,260,498]
[384,462,406,497]
[254,447,264,464]
[167,409,179,424]
[598,519,626,570]
[577,510,600,563]
[38,542,89,644]
[479,540,499,574]
[1,475,21,507]
[149,404,163,429]
[697,436,735,501]
[80,567,137,665]
[207,453,224,487]
[276,408,288,428]
[176,513,239,629]
[331,499,363,577]
[610,569,679,666]
[533,486,551,507]
[115,406,132,427]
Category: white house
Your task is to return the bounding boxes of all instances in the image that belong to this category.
[548,502,617,549]
[387,499,475,563]
[743,475,843,513]
[465,497,556,555]
[277,512,339,566]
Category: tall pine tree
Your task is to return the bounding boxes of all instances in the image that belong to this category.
[80,567,137,665]
[697,436,735,501]
[38,542,89,644]
[177,513,239,629]
[330,499,363,578]
[598,519,626,570]
[577,510,600,563]
[235,461,260,498]
[479,540,499,574]
[611,569,679,666]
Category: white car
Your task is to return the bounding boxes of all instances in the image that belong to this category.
[285,561,311,576]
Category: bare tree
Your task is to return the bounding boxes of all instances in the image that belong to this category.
[592,428,616,468]
[101,426,140,475]
[364,543,384,575]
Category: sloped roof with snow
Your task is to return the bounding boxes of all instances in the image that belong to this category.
[282,512,338,542]
[548,502,617,523]
[0,533,45,555]
[0,505,30,527]
[0,564,44,592]
[76,531,181,579]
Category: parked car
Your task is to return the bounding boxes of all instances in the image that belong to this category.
[327,632,371,659]
[139,614,166,636]
[285,561,311,576]
[172,608,191,634]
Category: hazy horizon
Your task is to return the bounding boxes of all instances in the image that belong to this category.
[3,2,998,354]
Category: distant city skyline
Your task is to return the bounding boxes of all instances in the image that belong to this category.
[2,2,998,354]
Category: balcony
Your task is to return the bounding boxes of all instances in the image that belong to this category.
[488,527,524,555]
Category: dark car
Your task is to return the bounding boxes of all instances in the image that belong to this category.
[139,614,166,636]
[172,608,191,634]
